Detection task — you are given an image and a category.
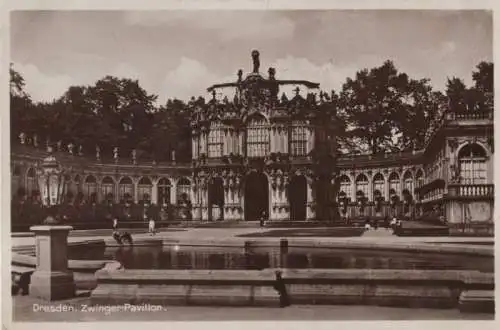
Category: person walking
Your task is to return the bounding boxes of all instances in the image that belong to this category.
[148,216,156,236]
[259,210,266,227]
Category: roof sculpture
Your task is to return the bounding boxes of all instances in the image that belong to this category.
[191,50,326,127]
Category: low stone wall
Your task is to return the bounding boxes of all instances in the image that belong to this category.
[90,268,494,312]
[91,269,280,307]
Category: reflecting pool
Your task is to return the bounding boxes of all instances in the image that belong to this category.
[68,244,493,272]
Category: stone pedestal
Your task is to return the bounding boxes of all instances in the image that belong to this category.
[29,225,76,300]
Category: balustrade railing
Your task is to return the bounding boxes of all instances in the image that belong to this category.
[456,184,494,197]
[454,110,492,121]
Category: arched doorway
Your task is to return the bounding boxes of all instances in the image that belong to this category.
[288,175,307,221]
[244,171,269,221]
[208,177,224,221]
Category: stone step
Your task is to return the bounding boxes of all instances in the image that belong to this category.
[458,290,495,313]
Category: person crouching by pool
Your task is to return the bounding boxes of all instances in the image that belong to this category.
[390,217,397,233]
[148,216,156,236]
[364,218,371,231]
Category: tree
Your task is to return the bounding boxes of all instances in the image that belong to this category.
[392,80,445,150]
[445,77,467,112]
[10,64,34,142]
[339,61,412,154]
[472,61,493,93]
[472,61,493,111]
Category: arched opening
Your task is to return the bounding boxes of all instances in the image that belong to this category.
[244,171,269,221]
[84,175,97,203]
[288,175,307,221]
[12,165,21,200]
[101,176,114,202]
[119,177,133,203]
[137,177,152,202]
[177,177,191,203]
[157,178,171,205]
[208,177,224,221]
[355,174,369,200]
[415,169,424,189]
[389,172,400,197]
[403,171,413,196]
[338,175,352,201]
[26,168,37,198]
[372,173,385,201]
[458,143,487,184]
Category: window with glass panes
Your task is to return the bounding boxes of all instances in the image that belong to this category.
[246,116,269,157]
[338,176,352,200]
[208,122,224,158]
[372,173,385,199]
[403,172,413,194]
[291,122,307,156]
[459,144,487,184]
[389,173,400,196]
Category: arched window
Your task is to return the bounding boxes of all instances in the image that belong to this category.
[338,175,352,200]
[373,173,385,200]
[177,177,191,202]
[84,175,97,200]
[403,171,413,195]
[389,172,400,197]
[415,169,424,189]
[458,143,487,184]
[137,177,152,202]
[246,114,269,157]
[12,165,22,200]
[26,168,36,196]
[101,176,114,200]
[157,178,171,205]
[119,177,134,202]
[355,174,369,199]
[290,121,307,156]
[208,121,224,158]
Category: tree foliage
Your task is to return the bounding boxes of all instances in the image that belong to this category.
[10,60,492,158]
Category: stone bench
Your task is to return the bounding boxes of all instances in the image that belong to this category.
[11,265,34,295]
[458,290,495,313]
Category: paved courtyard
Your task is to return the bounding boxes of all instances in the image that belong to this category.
[11,226,494,249]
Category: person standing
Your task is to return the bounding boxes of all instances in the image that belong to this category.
[112,217,119,230]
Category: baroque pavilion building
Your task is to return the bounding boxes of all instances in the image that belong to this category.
[10,51,494,234]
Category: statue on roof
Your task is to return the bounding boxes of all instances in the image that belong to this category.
[251,50,260,73]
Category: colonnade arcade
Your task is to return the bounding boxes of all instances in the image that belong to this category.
[11,167,193,206]
[337,167,424,203]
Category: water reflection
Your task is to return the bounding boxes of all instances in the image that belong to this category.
[70,245,493,273]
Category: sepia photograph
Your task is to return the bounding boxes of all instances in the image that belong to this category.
[6,8,494,323]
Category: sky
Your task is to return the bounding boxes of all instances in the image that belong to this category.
[10,10,493,105]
